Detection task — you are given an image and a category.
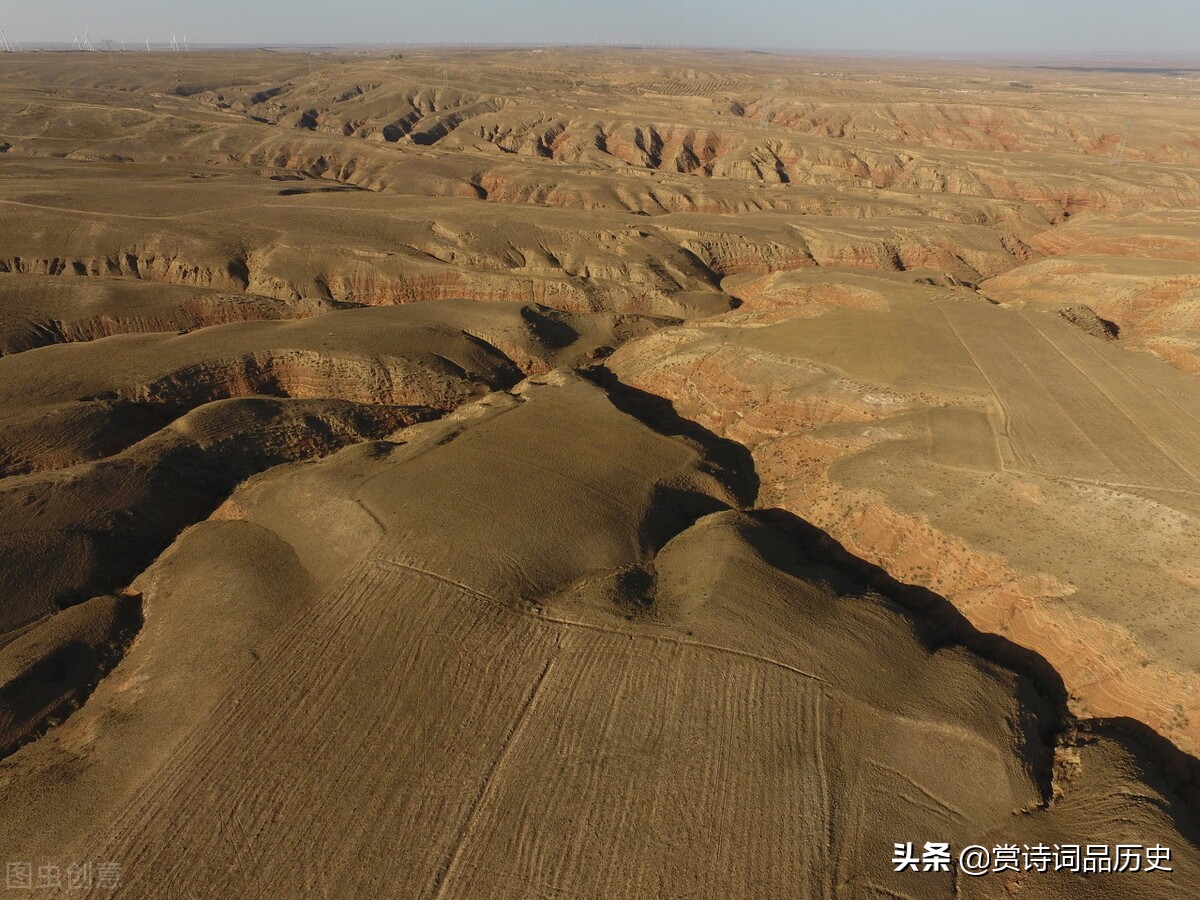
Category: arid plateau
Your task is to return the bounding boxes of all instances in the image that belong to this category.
[0,47,1199,898]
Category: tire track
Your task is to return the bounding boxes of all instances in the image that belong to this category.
[430,648,560,900]
[935,301,1023,471]
[1020,310,1200,485]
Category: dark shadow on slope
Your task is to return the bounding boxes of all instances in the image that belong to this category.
[0,399,437,631]
[749,507,1066,801]
[0,399,444,764]
[519,305,583,350]
[578,364,760,509]
[580,366,1200,839]
[751,509,1069,711]
[0,399,188,478]
[1080,716,1200,832]
[640,484,733,555]
[0,593,143,760]
[749,506,1200,839]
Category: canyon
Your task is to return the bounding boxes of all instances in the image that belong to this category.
[0,48,1198,898]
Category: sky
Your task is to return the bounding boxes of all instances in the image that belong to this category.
[1,0,1197,56]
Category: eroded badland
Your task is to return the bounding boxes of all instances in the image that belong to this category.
[0,47,1198,897]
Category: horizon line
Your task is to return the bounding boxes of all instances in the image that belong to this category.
[4,41,1200,62]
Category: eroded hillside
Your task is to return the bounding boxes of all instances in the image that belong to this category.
[0,49,1198,898]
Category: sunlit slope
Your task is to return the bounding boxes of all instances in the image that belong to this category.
[0,48,1198,898]
[1,374,1193,899]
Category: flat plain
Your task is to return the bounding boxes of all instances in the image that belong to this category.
[0,47,1198,898]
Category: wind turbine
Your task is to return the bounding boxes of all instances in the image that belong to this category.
[169,33,178,51]
[145,37,151,51]
[183,34,188,51]
[82,26,95,51]
[0,29,11,53]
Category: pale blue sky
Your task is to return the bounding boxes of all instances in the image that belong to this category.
[2,0,1197,55]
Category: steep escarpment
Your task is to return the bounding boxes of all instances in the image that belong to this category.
[0,276,334,355]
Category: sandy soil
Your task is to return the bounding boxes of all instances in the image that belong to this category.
[0,48,1198,898]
